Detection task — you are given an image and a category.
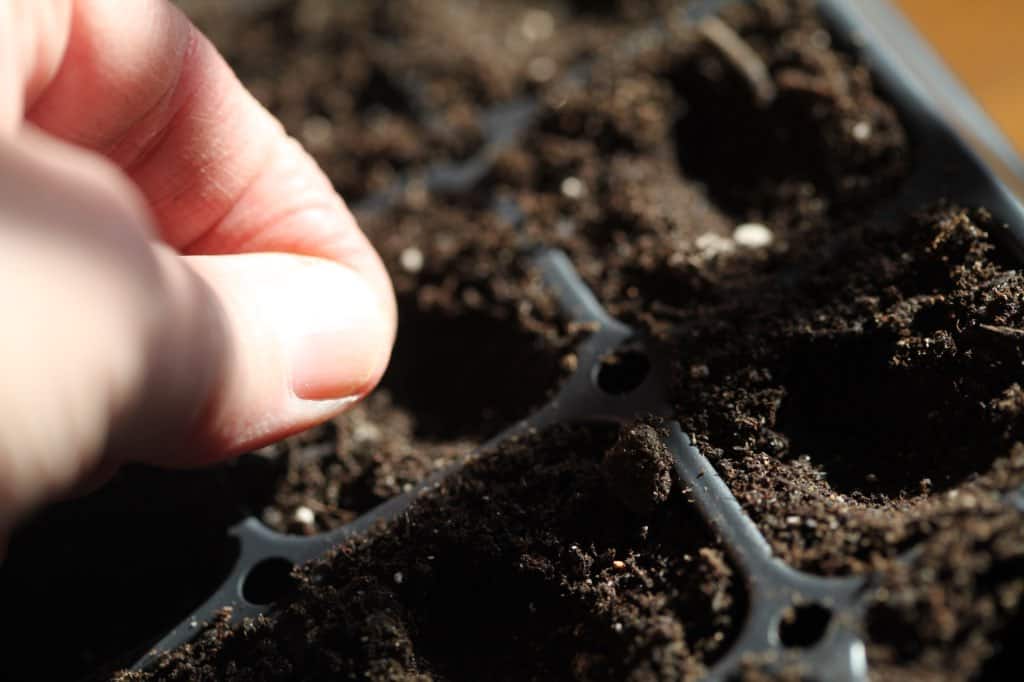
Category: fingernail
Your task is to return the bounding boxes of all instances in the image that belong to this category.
[280,258,395,402]
[290,329,384,401]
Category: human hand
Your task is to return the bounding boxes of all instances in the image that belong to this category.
[0,1,396,542]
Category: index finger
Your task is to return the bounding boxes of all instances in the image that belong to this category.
[20,0,392,307]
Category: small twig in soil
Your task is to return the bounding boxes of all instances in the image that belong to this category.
[697,15,777,107]
[978,323,1024,338]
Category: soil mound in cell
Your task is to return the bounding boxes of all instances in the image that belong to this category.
[602,422,675,515]
[117,424,746,682]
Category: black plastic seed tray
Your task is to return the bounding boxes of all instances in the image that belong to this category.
[133,1,1024,679]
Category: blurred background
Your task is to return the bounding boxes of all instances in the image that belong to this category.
[897,0,1024,154]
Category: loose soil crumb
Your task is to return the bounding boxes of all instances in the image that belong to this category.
[602,422,675,515]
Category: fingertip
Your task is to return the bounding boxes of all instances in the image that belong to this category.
[282,253,394,403]
[289,327,390,402]
[176,253,395,464]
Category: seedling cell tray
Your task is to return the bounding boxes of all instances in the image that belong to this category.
[121,1,1024,680]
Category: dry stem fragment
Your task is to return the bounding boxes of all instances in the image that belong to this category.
[698,15,777,107]
[979,323,1024,338]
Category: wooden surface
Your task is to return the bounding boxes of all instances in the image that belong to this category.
[895,0,1024,155]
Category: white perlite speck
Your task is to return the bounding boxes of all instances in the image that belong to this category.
[399,247,424,273]
[301,115,333,150]
[262,507,284,527]
[352,421,381,443]
[733,222,774,248]
[526,56,557,83]
[293,506,315,526]
[393,571,404,584]
[560,176,585,199]
[695,232,736,257]
[852,120,872,141]
[521,9,554,42]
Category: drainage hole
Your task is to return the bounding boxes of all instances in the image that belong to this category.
[778,603,832,647]
[595,349,651,395]
[243,557,295,605]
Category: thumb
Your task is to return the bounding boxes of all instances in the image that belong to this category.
[0,130,393,530]
[178,252,393,463]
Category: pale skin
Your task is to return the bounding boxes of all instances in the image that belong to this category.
[0,1,397,550]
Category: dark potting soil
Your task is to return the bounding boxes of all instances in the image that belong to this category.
[174,0,625,206]
[1,0,1022,680]
[0,206,576,680]
[115,423,745,682]
[664,204,1024,678]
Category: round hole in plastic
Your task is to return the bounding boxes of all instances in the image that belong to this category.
[242,557,294,605]
[595,349,651,395]
[778,603,832,648]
